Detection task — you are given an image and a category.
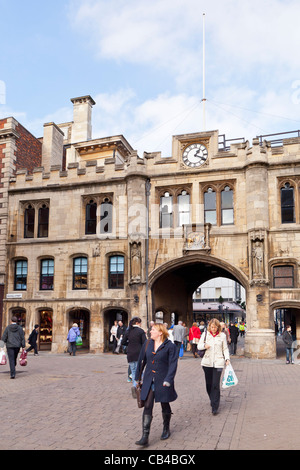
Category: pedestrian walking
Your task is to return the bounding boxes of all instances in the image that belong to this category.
[239,322,245,337]
[1,316,26,379]
[26,324,39,355]
[172,321,186,357]
[115,320,127,354]
[198,318,230,415]
[189,322,201,358]
[134,323,178,447]
[121,317,146,398]
[229,322,239,355]
[183,322,189,351]
[110,320,118,353]
[282,325,294,364]
[147,321,154,339]
[67,323,80,356]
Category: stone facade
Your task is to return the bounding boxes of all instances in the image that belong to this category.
[2,95,300,358]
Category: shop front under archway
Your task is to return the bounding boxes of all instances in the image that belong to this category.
[68,308,90,352]
[103,308,129,352]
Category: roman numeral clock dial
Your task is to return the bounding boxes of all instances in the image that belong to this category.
[182,143,208,168]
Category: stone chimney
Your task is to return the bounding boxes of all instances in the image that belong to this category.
[71,95,96,143]
[42,122,64,171]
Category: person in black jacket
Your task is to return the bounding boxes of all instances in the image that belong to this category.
[1,316,25,378]
[229,322,239,355]
[282,325,294,364]
[134,323,178,447]
[121,317,146,397]
[26,324,39,355]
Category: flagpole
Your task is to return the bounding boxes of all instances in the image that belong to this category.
[202,13,206,131]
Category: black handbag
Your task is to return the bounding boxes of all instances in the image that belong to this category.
[136,340,150,408]
[197,330,207,358]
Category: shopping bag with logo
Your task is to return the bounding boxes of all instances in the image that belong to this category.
[179,344,184,357]
[222,363,238,389]
[0,349,7,365]
[19,350,28,367]
[76,335,83,346]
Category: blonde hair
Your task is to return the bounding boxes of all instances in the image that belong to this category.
[207,318,221,333]
[152,323,169,342]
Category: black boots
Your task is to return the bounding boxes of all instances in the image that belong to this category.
[160,412,171,440]
[135,414,152,446]
[135,412,172,446]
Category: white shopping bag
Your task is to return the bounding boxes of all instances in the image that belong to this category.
[222,363,238,389]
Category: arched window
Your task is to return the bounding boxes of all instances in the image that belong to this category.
[73,257,88,289]
[204,188,216,225]
[178,190,190,226]
[109,255,124,289]
[100,198,112,234]
[221,186,234,225]
[281,183,295,223]
[160,192,173,228]
[24,205,35,238]
[38,204,49,238]
[85,200,97,234]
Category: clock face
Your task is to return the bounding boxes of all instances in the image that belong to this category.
[182,143,208,167]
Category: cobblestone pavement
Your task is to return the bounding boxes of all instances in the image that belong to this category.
[0,337,299,451]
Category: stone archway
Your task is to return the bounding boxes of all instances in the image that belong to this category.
[103,307,129,352]
[68,307,90,351]
[271,300,300,358]
[149,253,249,326]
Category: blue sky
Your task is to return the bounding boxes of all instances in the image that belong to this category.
[1,0,300,157]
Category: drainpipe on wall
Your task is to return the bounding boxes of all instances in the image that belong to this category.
[145,179,151,330]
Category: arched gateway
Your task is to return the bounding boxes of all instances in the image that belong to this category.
[149,254,248,322]
[148,253,277,359]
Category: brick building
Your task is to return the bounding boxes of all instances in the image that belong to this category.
[2,95,300,358]
[0,118,42,333]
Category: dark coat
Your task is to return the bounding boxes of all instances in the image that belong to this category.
[2,324,25,349]
[135,338,178,403]
[28,328,38,346]
[121,326,146,362]
[282,330,293,347]
[229,325,239,343]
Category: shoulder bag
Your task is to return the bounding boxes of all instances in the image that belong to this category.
[136,339,150,408]
[197,329,207,358]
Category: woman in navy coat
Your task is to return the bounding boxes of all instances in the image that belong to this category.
[135,323,178,446]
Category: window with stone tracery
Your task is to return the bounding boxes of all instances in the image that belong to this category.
[84,195,113,235]
[203,184,234,226]
[23,201,50,239]
[158,188,191,229]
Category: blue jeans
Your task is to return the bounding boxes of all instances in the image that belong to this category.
[129,361,138,387]
[286,348,294,363]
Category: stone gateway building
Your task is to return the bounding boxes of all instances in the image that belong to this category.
[2,95,300,358]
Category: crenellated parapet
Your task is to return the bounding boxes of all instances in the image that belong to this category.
[9,151,147,189]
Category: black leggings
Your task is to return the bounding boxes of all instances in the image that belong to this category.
[143,388,171,416]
